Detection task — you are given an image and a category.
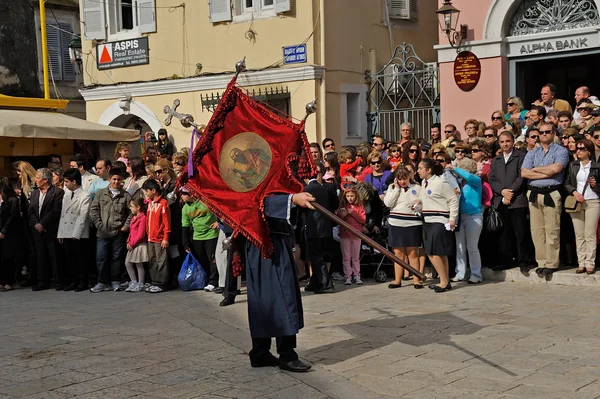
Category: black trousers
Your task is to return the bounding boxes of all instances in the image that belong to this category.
[191,238,218,287]
[249,335,298,364]
[306,238,332,290]
[63,238,87,285]
[497,205,533,268]
[35,237,60,285]
[0,255,16,286]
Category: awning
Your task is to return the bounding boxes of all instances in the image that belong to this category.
[0,110,139,141]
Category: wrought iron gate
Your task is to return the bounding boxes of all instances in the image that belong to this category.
[367,43,440,142]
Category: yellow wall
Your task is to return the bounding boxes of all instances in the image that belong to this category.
[82,1,317,86]
[85,80,320,150]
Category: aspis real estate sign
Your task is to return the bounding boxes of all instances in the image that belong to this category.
[96,37,149,70]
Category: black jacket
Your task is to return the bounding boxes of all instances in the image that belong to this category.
[564,160,600,197]
[303,180,338,240]
[489,150,528,209]
[27,185,64,240]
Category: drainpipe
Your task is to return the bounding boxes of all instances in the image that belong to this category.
[319,0,327,140]
[369,49,377,112]
[39,0,50,99]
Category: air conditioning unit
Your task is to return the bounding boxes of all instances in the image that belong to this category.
[420,62,439,101]
[389,0,418,22]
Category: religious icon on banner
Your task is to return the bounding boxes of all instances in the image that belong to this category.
[220,132,272,192]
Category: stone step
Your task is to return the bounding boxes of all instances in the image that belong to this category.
[482,266,600,287]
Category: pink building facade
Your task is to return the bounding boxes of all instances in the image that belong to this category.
[435,0,600,137]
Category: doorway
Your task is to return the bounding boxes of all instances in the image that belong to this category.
[511,50,600,110]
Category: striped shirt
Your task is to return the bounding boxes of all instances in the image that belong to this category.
[522,143,569,187]
[384,183,422,227]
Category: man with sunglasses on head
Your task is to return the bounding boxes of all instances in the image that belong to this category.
[521,123,570,277]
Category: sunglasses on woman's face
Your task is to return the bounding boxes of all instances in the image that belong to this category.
[455,149,469,154]
[576,147,587,151]
[154,169,163,174]
[506,102,515,106]
[432,151,442,155]
[371,160,382,165]
[408,149,418,154]
[471,149,482,153]
[492,116,503,121]
[175,162,185,166]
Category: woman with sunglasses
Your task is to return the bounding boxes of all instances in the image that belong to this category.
[414,159,459,293]
[452,142,471,166]
[505,97,528,126]
[364,152,392,199]
[483,126,498,146]
[172,152,188,177]
[564,138,600,274]
[401,140,422,183]
[470,139,491,181]
[491,110,506,131]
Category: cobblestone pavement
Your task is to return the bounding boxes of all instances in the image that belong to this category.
[1,279,600,398]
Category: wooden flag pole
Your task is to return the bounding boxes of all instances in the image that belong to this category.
[311,202,425,280]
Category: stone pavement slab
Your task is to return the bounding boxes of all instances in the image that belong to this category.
[1,279,600,398]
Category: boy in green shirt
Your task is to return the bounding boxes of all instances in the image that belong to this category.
[181,189,220,291]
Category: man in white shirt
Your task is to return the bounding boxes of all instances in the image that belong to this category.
[70,154,99,193]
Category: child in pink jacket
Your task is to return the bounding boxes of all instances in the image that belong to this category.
[124,198,148,292]
[336,185,366,285]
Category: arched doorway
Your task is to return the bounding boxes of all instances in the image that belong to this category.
[486,0,600,106]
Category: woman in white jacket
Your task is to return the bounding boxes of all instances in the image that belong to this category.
[415,159,460,293]
[384,166,424,289]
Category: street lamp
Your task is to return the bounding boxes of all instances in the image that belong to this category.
[436,0,467,50]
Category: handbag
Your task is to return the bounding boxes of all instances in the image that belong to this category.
[565,180,589,214]
[483,206,504,233]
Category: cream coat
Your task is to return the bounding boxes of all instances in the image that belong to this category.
[58,187,91,239]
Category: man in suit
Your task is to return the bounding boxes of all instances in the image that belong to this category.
[28,168,65,291]
[303,164,339,294]
[58,168,91,292]
[489,131,534,273]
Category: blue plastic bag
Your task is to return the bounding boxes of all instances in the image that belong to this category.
[178,253,207,291]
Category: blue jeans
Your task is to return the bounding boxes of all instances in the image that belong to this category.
[96,234,126,284]
[455,213,483,280]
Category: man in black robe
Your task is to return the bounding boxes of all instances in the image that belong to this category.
[245,192,315,372]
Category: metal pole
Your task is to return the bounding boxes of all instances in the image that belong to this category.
[39,0,50,99]
[312,202,425,280]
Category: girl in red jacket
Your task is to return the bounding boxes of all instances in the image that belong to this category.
[336,185,366,285]
[125,198,148,292]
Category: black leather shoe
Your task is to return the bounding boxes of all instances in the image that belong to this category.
[74,284,88,292]
[54,284,64,291]
[323,284,335,293]
[520,266,530,275]
[304,283,314,292]
[63,283,78,291]
[413,284,424,289]
[434,283,452,293]
[250,353,279,368]
[32,283,50,292]
[220,297,235,307]
[213,287,224,294]
[428,284,437,290]
[388,283,402,289]
[535,267,546,276]
[279,359,311,372]
[542,268,556,276]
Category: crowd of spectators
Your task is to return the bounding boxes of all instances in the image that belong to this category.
[0,83,598,299]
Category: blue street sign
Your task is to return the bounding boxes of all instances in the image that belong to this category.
[283,44,307,65]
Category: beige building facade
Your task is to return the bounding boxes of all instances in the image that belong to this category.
[79,0,438,150]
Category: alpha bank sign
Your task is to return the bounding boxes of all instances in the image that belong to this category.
[508,30,600,57]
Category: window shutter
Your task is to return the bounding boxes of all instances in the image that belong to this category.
[274,0,291,13]
[389,0,409,19]
[210,0,232,23]
[46,23,63,81]
[60,23,76,81]
[138,0,157,33]
[81,0,106,40]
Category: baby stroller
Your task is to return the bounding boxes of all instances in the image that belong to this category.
[360,209,394,282]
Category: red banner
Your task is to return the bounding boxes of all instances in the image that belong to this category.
[182,77,314,257]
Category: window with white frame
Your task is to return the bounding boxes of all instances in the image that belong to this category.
[209,0,290,23]
[81,0,156,41]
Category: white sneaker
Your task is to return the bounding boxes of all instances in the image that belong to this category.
[90,283,109,293]
[143,283,151,289]
[131,282,143,292]
[354,277,363,285]
[468,277,482,284]
[344,279,352,285]
[111,281,121,291]
[332,272,345,281]
[204,284,215,292]
[125,282,137,292]
[450,276,464,282]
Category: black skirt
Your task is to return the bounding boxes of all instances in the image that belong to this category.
[388,224,422,248]
[423,222,454,256]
